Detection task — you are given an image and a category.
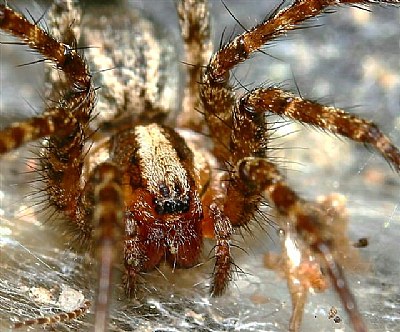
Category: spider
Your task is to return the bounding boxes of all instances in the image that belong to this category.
[0,0,399,331]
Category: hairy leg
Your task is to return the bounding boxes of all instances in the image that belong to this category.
[13,301,90,329]
[209,203,233,296]
[238,157,367,332]
[240,88,400,171]
[0,5,94,234]
[89,163,124,332]
[201,0,400,161]
[0,5,125,331]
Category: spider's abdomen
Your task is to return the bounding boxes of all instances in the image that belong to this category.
[47,2,180,128]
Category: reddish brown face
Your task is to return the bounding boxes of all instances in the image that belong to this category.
[113,123,203,276]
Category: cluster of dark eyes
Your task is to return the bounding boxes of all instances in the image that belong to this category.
[154,183,190,214]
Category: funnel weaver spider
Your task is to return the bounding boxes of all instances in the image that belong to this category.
[0,0,399,331]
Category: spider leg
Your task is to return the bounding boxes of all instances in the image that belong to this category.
[176,0,212,131]
[0,5,90,93]
[201,0,399,161]
[0,4,95,232]
[89,163,124,332]
[238,157,367,332]
[240,88,400,171]
[209,203,233,296]
[0,4,93,156]
[205,0,400,83]
[211,83,369,330]
[13,301,91,329]
[0,107,81,154]
[12,162,125,331]
[1,5,107,328]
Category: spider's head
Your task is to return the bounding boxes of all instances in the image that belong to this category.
[120,123,204,272]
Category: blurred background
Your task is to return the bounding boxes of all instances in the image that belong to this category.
[1,1,399,331]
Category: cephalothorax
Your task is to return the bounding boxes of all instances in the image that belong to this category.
[0,1,399,331]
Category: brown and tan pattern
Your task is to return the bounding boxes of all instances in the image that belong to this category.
[0,1,399,331]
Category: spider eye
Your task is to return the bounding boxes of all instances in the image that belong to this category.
[159,183,170,197]
[174,184,182,195]
[153,194,190,215]
[163,200,174,214]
